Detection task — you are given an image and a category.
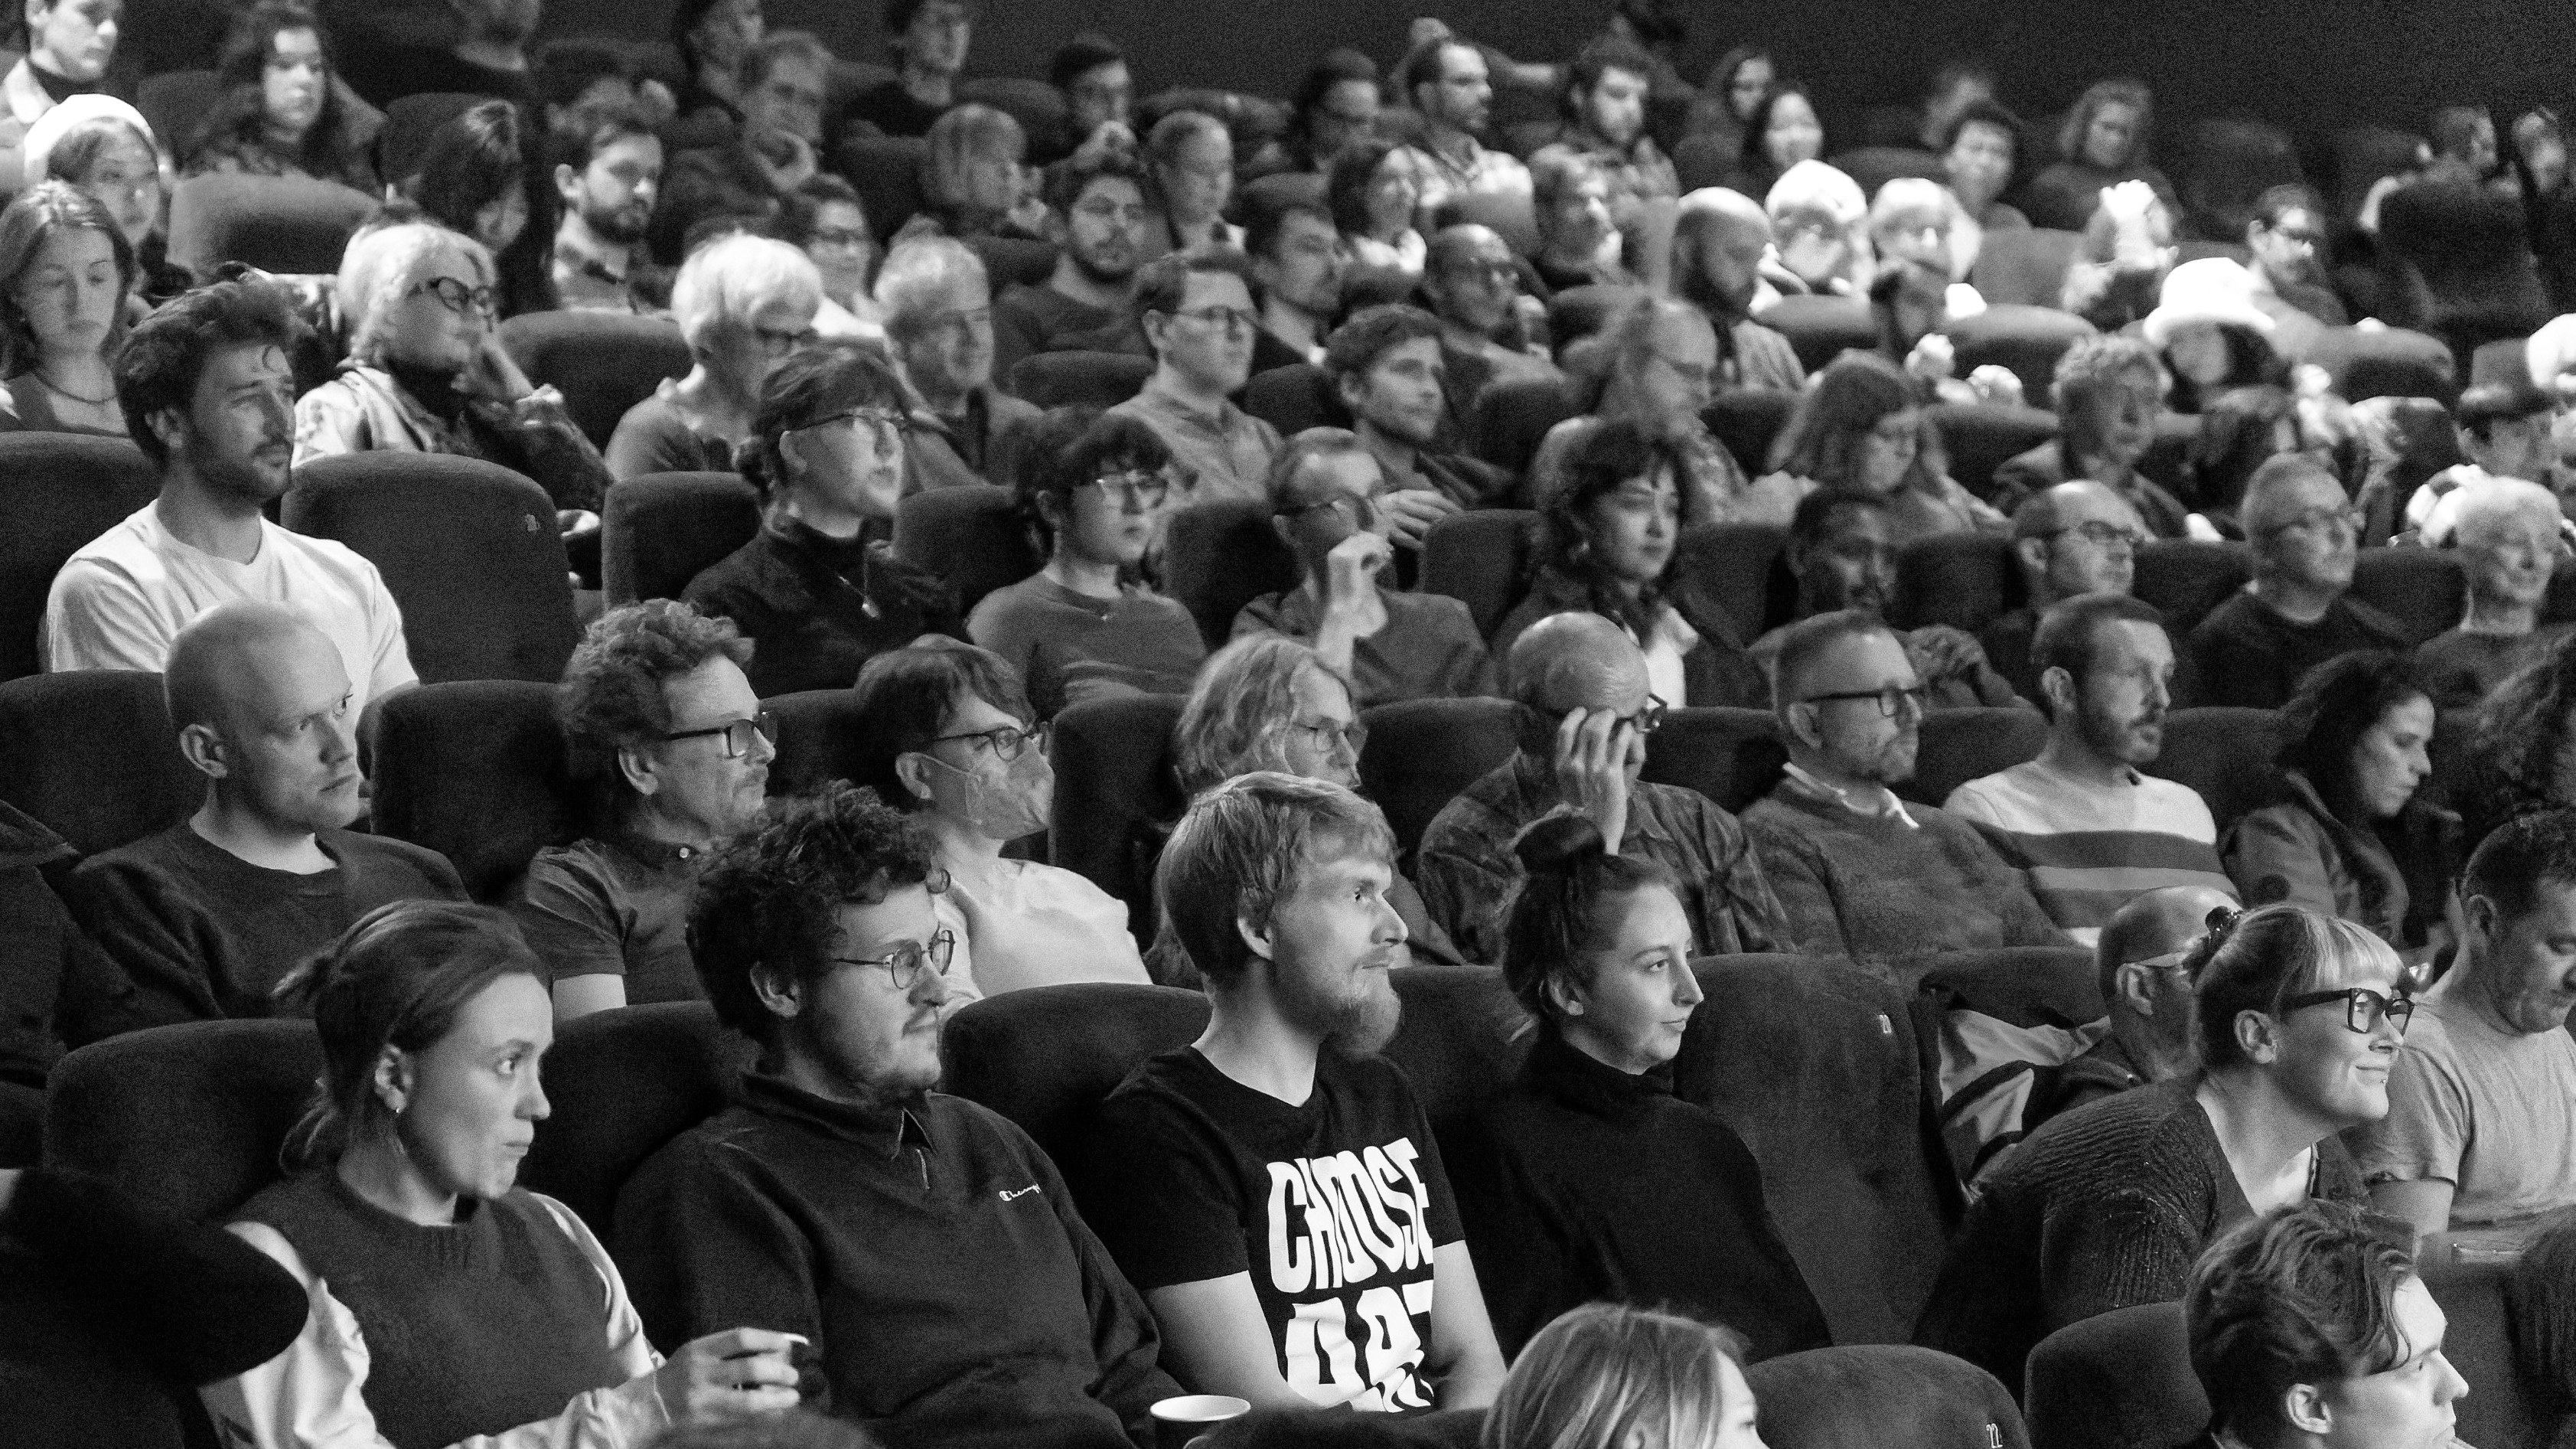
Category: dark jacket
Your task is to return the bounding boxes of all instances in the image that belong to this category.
[1492,564,1768,708]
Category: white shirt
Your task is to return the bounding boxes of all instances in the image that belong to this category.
[1639,605,1698,707]
[43,502,418,710]
[934,856,1149,998]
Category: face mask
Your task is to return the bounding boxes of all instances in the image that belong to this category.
[913,747,1052,840]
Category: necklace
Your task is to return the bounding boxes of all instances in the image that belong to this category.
[34,367,116,406]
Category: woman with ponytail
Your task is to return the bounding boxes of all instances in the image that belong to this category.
[1443,814,1828,1361]
[203,900,806,1448]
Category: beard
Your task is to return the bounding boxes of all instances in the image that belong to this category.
[1278,956,1403,1057]
[1068,243,1137,286]
[582,197,651,246]
[191,431,290,505]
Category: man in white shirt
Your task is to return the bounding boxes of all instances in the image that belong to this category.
[44,280,416,712]
[1945,593,2235,945]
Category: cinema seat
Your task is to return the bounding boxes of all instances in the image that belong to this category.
[1638,707,1785,814]
[602,472,761,605]
[1675,523,1795,642]
[2145,708,2281,838]
[366,679,579,903]
[497,312,694,451]
[0,433,160,682]
[1896,532,2022,634]
[1750,1345,2028,1449]
[1006,351,1154,410]
[0,671,195,859]
[1932,402,2062,500]
[1763,294,1879,374]
[43,1018,323,1221]
[892,485,1036,618]
[165,172,375,281]
[1164,501,1300,649]
[1707,390,1800,480]
[1420,510,1535,639]
[515,1002,742,1244]
[1242,363,1348,438]
[1356,697,1519,864]
[2133,540,2249,637]
[1903,708,2051,809]
[2349,547,2463,644]
[1944,308,2095,411]
[2023,1303,2203,1449]
[1047,693,1188,939]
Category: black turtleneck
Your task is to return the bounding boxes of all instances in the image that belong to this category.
[680,517,966,695]
[1445,1024,1833,1359]
[27,60,101,106]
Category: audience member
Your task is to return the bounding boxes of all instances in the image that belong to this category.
[875,235,1035,486]
[1145,109,1241,254]
[2454,629,2576,850]
[2019,77,2178,232]
[514,601,771,1018]
[399,99,543,314]
[205,900,805,1446]
[666,0,761,128]
[618,782,1184,1445]
[1686,46,1774,162]
[651,32,833,263]
[1418,224,1554,440]
[531,38,654,129]
[547,103,666,314]
[1760,352,2005,543]
[1525,152,1632,293]
[184,2,378,192]
[1418,612,1785,962]
[1870,178,1981,313]
[1981,481,2153,698]
[2190,456,2411,709]
[1032,33,1134,168]
[294,220,610,513]
[1914,903,2396,1389]
[2224,651,2458,966]
[341,0,541,109]
[2415,479,2572,707]
[1445,814,1828,1359]
[1330,139,1427,290]
[1762,159,1869,297]
[683,343,963,694]
[607,234,820,478]
[906,103,1045,243]
[1485,1304,1768,1449]
[1536,295,1789,525]
[1993,334,2194,531]
[24,96,185,308]
[2059,178,2179,333]
[969,406,1205,714]
[1241,183,1342,368]
[1527,39,1678,224]
[1727,82,1823,201]
[1105,250,1280,507]
[47,279,416,701]
[1498,417,1766,707]
[2405,380,2555,542]
[990,152,1154,384]
[1942,98,2028,238]
[2059,887,2243,1118]
[1945,595,2235,943]
[2511,1216,2576,1438]
[0,0,127,188]
[1325,304,1509,534]
[846,0,970,139]
[1668,187,1805,392]
[1756,492,2023,707]
[65,602,465,1025]
[784,176,884,336]
[1386,37,1532,227]
[0,181,133,437]
[2243,184,2346,349]
[1278,48,1376,178]
[1090,771,1508,1411]
[2182,1202,2464,1449]
[1233,429,1492,706]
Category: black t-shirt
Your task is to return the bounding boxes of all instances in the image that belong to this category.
[846,79,952,139]
[1091,1047,1462,1415]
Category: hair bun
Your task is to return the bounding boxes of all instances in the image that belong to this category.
[1512,813,1610,874]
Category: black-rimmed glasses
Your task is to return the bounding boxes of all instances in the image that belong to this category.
[1283,492,1378,530]
[410,276,497,318]
[1080,468,1175,508]
[2278,985,2415,1036]
[663,710,778,759]
[1797,684,1928,719]
[926,721,1049,761]
[1617,694,1669,736]
[2052,521,2147,550]
[833,928,957,990]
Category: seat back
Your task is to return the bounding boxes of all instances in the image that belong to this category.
[497,312,694,449]
[375,92,484,184]
[1971,228,2083,309]
[832,134,931,240]
[1903,708,2051,808]
[602,472,762,605]
[1432,191,1540,259]
[1942,308,2095,411]
[2180,118,2304,243]
[2331,125,2431,224]
[961,233,1060,292]
[1896,531,2022,633]
[516,1002,743,1242]
[43,1018,324,1220]
[2023,1302,2203,1449]
[1048,693,1187,940]
[1379,965,1526,1135]
[2349,546,2463,644]
[1420,510,1534,640]
[1242,364,1348,439]
[2146,707,2281,838]
[1006,351,1155,410]
[1675,522,1795,642]
[1164,500,1301,649]
[1471,374,1585,476]
[1762,294,1879,374]
[284,453,582,684]
[0,433,158,681]
[365,679,579,902]
[892,485,1035,618]
[1547,284,1646,352]
[165,172,377,281]
[2419,1243,2544,1449]
[1932,402,2064,501]
[0,671,196,858]
[1639,707,1785,814]
[1358,697,1520,863]
[2307,325,2460,405]
[762,688,872,798]
[137,69,222,160]
[1707,389,1801,478]
[957,75,1068,140]
[2470,336,2531,389]
[2134,540,2250,637]
[1830,146,1945,197]
[1748,1345,2027,1448]
[941,981,1212,1206]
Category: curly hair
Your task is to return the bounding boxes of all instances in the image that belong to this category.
[0,181,137,379]
[1173,636,1355,794]
[2050,334,2165,459]
[2463,631,2576,840]
[1537,416,1690,645]
[555,600,755,788]
[1766,351,1950,494]
[2057,77,2155,168]
[190,2,371,184]
[2187,1201,2417,1444]
[115,276,302,467]
[846,641,1035,811]
[689,781,942,1045]
[1321,302,1442,386]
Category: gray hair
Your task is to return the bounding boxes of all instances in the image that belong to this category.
[873,234,990,336]
[334,220,491,361]
[671,232,823,353]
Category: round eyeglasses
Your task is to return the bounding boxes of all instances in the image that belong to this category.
[1796,684,1928,719]
[833,928,957,990]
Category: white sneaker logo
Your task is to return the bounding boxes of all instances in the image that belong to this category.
[999,1183,1042,1201]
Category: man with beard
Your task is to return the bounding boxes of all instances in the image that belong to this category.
[1416,613,1789,964]
[616,782,1184,1449]
[1981,481,2154,700]
[1325,305,1510,555]
[548,103,668,313]
[1752,492,2023,708]
[62,602,465,1026]
[1524,152,1632,294]
[1107,250,1279,507]
[1385,38,1530,228]
[1945,595,2236,945]
[1091,771,1510,1415]
[876,236,1039,488]
[45,280,417,707]
[991,152,1156,387]
[1242,185,1343,370]
[1526,38,1678,225]
[1743,609,2068,962]
[2244,184,2347,353]
[1418,225,1554,448]
[2189,455,2410,710]
[1668,188,1805,393]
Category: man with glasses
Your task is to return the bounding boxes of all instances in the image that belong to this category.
[875,236,1039,488]
[1743,610,2066,962]
[993,152,1158,386]
[651,31,836,265]
[2353,809,2576,1242]
[1325,305,1511,553]
[1420,224,1557,449]
[547,102,667,314]
[2415,478,2573,707]
[514,602,776,1022]
[1980,481,2156,698]
[2244,184,2348,353]
[618,781,1185,1449]
[1527,38,1679,230]
[2188,455,2409,709]
[1946,595,2238,945]
[1029,33,1133,168]
[1107,250,1280,507]
[1418,612,1789,964]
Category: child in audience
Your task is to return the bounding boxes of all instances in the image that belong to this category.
[0,181,135,437]
[1484,1304,1769,1449]
[1759,352,2004,543]
[608,233,823,479]
[185,2,379,193]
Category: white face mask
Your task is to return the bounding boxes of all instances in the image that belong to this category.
[912,746,1052,841]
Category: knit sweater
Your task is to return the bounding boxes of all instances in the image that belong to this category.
[1942,759,2236,945]
[1740,783,2070,963]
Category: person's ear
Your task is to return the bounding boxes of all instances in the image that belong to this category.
[1783,700,1824,749]
[1140,309,1170,354]
[177,722,230,782]
[1335,369,1368,416]
[2040,664,2078,718]
[1270,512,1297,552]
[2464,892,2501,955]
[2235,1007,2281,1066]
[2114,961,2159,1017]
[145,404,191,459]
[1235,909,1277,965]
[2014,534,2050,580]
[553,161,583,207]
[617,742,660,798]
[1543,971,1587,1019]
[892,750,939,807]
[750,959,805,1018]
[2281,1382,2332,1436]
[1034,490,1068,534]
[370,1046,416,1118]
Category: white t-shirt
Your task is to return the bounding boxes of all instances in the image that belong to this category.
[43,502,418,710]
[934,856,1149,999]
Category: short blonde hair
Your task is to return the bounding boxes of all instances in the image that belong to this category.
[335,220,491,361]
[1173,636,1353,795]
[670,232,823,354]
[1484,1304,1751,1449]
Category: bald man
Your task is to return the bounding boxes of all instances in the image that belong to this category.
[1980,481,2152,700]
[1419,225,1555,449]
[2414,478,2576,709]
[64,602,464,1024]
[1415,612,1791,962]
[1670,188,1803,393]
[2186,454,2408,710]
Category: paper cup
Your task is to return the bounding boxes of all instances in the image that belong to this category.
[1151,1394,1251,1449]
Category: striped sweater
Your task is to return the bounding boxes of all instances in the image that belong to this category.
[1943,759,2239,946]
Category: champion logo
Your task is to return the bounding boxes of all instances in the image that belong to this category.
[998,1183,1042,1201]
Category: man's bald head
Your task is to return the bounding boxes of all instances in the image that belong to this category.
[1675,187,1770,243]
[1508,612,1649,716]
[2096,884,2238,1001]
[2014,480,2135,541]
[166,601,343,739]
[1427,224,1506,276]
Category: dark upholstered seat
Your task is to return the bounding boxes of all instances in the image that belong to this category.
[1944,309,2095,411]
[2419,1239,2547,1449]
[165,172,376,281]
[1896,531,2022,634]
[0,671,195,858]
[1471,374,1585,477]
[1707,389,1800,478]
[516,1002,744,1244]
[1241,363,1348,439]
[960,233,1060,292]
[2308,325,2459,404]
[44,1018,324,1221]
[1047,693,1187,939]
[833,134,930,240]
[1431,191,1541,260]
[285,453,581,684]
[957,75,1068,142]
[1164,500,1301,649]
[2470,336,2530,388]
[1420,510,1534,639]
[365,679,578,902]
[2147,707,2281,838]
[2133,540,2249,636]
[892,485,1037,618]
[1762,294,1879,374]
[1638,707,1785,814]
[135,69,221,162]
[1674,522,1795,641]
[602,472,762,605]
[0,433,158,682]
[1357,697,1519,864]
[1006,351,1155,410]
[374,92,484,184]
[2022,1302,2201,1449]
[497,312,694,450]
[1750,1345,2028,1448]
[1829,146,1945,197]
[2179,118,2304,242]
[762,688,871,799]
[1971,228,2084,310]
[2349,546,2463,644]
[1903,708,2051,809]
[1933,402,2064,500]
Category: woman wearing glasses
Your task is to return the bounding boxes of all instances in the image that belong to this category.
[0,181,135,437]
[2224,651,2460,970]
[968,406,1206,716]
[293,218,611,514]
[1498,418,1766,709]
[1915,902,2402,1390]
[851,640,1149,997]
[682,341,963,697]
[1759,354,2004,545]
[606,233,822,481]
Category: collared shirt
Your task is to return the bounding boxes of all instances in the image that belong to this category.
[1781,762,1919,827]
[1388,132,1532,220]
[510,831,709,1005]
[1231,585,1493,709]
[1106,376,1281,508]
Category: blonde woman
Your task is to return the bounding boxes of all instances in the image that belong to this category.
[1484,1304,1769,1449]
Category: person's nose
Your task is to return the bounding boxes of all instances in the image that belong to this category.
[1374,891,1409,946]
[747,724,778,767]
[911,968,950,1010]
[318,713,357,764]
[1672,964,1704,1008]
[634,175,659,206]
[2434,1350,2469,1405]
[521,1069,551,1121]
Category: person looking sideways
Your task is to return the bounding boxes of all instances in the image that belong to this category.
[399,99,544,317]
[616,782,1181,1447]
[1030,32,1133,168]
[667,0,763,129]
[683,342,963,695]
[1483,1305,1770,1449]
[0,0,126,189]
[1753,491,2023,708]
[1534,295,1790,527]
[905,103,1046,245]
[1684,45,1774,159]
[0,181,135,438]
[1329,139,1427,290]
[294,219,610,514]
[205,901,806,1448]
[1991,333,2194,532]
[2405,380,2557,543]
[21,98,186,306]
[1279,47,1376,178]
[1417,612,1787,964]
[2020,77,2180,233]
[873,234,1036,486]
[2180,1202,2465,1449]
[547,103,666,315]
[1978,481,2154,699]
[1525,151,1632,294]
[1416,224,1556,441]
[2224,651,2460,968]
[2043,886,2245,1128]
[1759,351,2007,543]
[1944,595,2235,945]
[1241,184,1343,369]
[1146,109,1241,254]
[1104,249,1280,507]
[1232,428,1492,707]
[1444,815,1828,1359]
[1915,904,2398,1390]
[606,233,820,478]
[2059,178,2180,335]
[1386,34,1531,228]
[1762,159,1869,299]
[2189,455,2411,709]
[1090,772,1509,1413]
[2414,478,2574,708]
[1727,82,1823,202]
[2243,184,2347,344]
[846,0,970,139]
[1667,186,1805,393]
[184,2,377,192]
[1527,38,1678,225]
[1324,303,1509,541]
[65,601,463,1026]
[968,406,1206,716]
[45,279,416,701]
[989,151,1156,384]
[651,31,833,264]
